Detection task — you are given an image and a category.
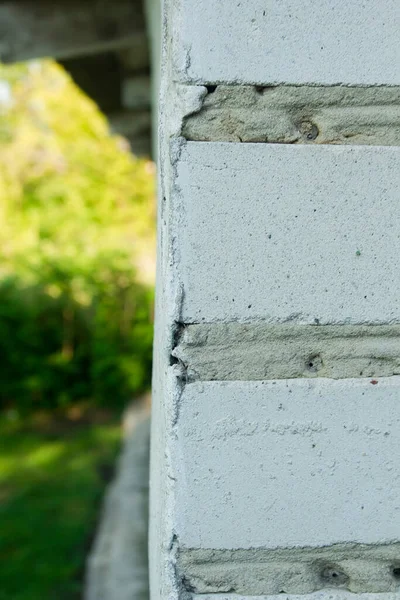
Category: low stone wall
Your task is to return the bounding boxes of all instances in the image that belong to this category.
[85,398,150,600]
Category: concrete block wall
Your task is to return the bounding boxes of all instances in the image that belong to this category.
[150,1,400,599]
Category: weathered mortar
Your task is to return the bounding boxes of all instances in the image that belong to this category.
[178,544,400,595]
[182,86,400,145]
[192,595,400,600]
[172,324,400,381]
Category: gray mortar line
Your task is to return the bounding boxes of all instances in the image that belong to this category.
[191,595,400,600]
[179,543,400,596]
[182,85,400,146]
[172,323,400,382]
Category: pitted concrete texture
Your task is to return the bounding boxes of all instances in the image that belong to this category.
[173,0,400,85]
[183,85,400,145]
[179,545,400,594]
[85,398,150,600]
[175,142,400,324]
[172,324,400,381]
[176,379,400,551]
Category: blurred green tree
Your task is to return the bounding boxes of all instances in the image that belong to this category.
[0,60,155,412]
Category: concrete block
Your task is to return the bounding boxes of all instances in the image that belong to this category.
[175,378,400,593]
[173,0,400,85]
[176,378,400,549]
[85,406,150,600]
[175,142,400,325]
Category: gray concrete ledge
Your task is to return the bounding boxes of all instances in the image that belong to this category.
[174,0,400,85]
[85,398,150,600]
[183,86,400,145]
[176,143,400,324]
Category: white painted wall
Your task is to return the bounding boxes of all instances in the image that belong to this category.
[173,0,400,85]
[176,142,400,324]
[150,1,400,599]
[177,377,400,549]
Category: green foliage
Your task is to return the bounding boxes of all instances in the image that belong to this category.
[0,60,155,411]
[0,413,121,600]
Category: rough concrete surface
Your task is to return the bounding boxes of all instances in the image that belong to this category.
[183,85,400,145]
[173,0,400,85]
[172,324,400,381]
[175,142,400,324]
[179,544,400,595]
[85,398,150,600]
[176,378,400,550]
[153,1,400,598]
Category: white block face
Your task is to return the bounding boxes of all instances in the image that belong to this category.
[176,143,400,325]
[176,378,400,550]
[174,0,400,85]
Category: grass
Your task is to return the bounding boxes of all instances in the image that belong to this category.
[0,407,121,600]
